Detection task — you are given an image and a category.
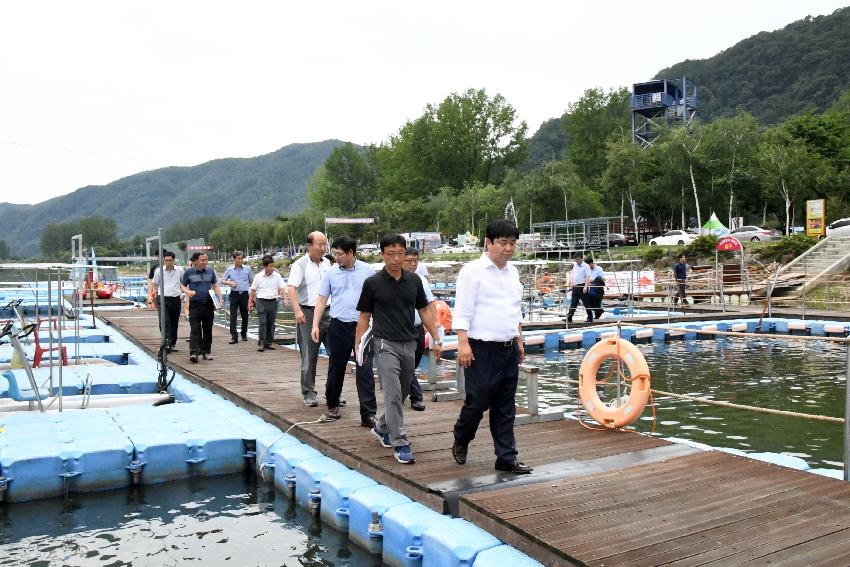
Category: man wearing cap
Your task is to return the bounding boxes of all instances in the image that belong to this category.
[248,256,287,352]
[222,251,253,344]
[287,231,332,407]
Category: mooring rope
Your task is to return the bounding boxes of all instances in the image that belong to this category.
[560,376,844,424]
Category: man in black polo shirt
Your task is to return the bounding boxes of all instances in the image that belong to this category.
[355,234,443,464]
[180,252,224,363]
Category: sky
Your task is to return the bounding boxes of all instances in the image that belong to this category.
[2,1,848,205]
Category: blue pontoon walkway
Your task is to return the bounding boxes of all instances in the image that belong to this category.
[100,308,850,567]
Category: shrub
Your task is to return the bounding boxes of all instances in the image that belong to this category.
[758,234,817,264]
[683,235,720,261]
[641,246,667,263]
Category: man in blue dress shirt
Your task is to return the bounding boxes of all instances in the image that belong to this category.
[311,236,377,425]
[222,251,253,344]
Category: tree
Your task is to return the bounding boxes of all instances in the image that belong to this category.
[308,143,379,213]
[701,114,761,227]
[39,214,118,258]
[0,239,9,259]
[378,88,528,200]
[759,129,824,234]
[565,87,631,187]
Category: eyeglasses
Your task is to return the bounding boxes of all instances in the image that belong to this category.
[332,250,349,258]
[383,252,405,259]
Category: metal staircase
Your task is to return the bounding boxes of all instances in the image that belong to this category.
[771,234,850,298]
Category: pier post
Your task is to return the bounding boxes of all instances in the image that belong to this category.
[520,364,539,416]
[844,339,850,482]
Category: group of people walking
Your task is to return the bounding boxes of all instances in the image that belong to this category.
[147,220,533,474]
[566,252,605,323]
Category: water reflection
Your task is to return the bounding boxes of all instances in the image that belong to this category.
[0,473,377,566]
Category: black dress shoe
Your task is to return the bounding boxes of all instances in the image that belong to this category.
[264,344,275,350]
[451,442,467,465]
[229,337,238,344]
[241,335,248,341]
[169,346,179,353]
[411,400,426,411]
[495,460,533,474]
[360,415,377,428]
[202,353,213,361]
[257,346,264,352]
[189,354,198,363]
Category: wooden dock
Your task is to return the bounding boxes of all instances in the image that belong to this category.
[100,308,850,567]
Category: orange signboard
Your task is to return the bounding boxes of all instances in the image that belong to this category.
[806,199,825,237]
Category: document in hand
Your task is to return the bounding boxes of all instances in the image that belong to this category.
[209,289,222,309]
[356,324,373,366]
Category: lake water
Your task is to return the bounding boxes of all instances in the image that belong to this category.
[520,336,849,470]
[0,473,378,567]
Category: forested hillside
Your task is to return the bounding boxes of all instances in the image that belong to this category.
[1,141,343,256]
[657,7,850,123]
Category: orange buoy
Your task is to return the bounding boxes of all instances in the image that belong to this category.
[537,273,555,294]
[578,337,651,428]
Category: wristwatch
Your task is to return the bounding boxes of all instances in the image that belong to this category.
[434,340,443,346]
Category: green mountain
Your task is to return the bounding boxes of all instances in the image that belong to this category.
[1,140,345,257]
[524,7,850,165]
[656,8,850,123]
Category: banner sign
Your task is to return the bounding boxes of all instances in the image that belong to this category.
[604,270,655,295]
[715,236,742,251]
[187,245,214,250]
[806,199,825,237]
[325,217,375,224]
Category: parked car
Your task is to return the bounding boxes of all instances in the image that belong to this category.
[607,233,637,247]
[826,217,850,237]
[358,243,380,256]
[431,244,458,254]
[649,230,696,246]
[729,225,781,242]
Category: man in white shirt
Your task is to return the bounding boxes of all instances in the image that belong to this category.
[567,252,593,323]
[148,250,184,353]
[287,231,331,406]
[451,220,532,475]
[586,257,605,320]
[248,256,287,352]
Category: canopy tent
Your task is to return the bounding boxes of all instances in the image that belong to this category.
[702,212,729,236]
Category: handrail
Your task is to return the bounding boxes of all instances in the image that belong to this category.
[779,234,849,276]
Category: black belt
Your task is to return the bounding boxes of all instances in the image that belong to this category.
[470,338,516,348]
[231,290,249,294]
[300,304,314,310]
[332,318,357,327]
[258,297,277,301]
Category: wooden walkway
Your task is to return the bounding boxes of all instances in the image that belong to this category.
[100,308,850,567]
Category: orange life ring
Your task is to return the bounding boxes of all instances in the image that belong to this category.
[578,337,651,428]
[537,273,555,294]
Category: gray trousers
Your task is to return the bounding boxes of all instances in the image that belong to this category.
[296,305,330,400]
[256,298,277,346]
[374,338,415,448]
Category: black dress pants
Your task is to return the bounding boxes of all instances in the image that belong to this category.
[188,300,214,355]
[229,291,249,338]
[453,339,519,464]
[409,324,425,403]
[324,318,376,421]
[567,285,591,321]
[157,296,182,348]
